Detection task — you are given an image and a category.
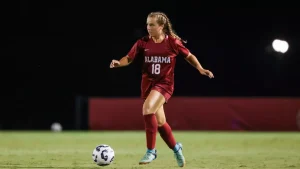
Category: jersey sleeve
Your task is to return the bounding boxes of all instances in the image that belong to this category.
[176,40,190,58]
[127,40,143,60]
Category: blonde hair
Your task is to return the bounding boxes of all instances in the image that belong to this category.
[147,11,187,43]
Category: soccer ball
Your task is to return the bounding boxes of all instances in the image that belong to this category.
[92,144,115,166]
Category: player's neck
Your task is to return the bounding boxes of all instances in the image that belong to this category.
[151,34,166,43]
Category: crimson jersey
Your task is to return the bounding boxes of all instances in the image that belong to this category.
[127,35,190,101]
[127,35,190,81]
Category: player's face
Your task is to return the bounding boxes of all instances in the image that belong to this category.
[146,17,163,37]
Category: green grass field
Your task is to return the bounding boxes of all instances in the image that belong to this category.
[0,131,299,169]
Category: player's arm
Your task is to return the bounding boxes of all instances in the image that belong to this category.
[185,53,214,78]
[184,53,204,71]
[176,39,214,78]
[176,41,205,71]
[120,56,133,66]
[110,40,141,68]
[110,55,133,68]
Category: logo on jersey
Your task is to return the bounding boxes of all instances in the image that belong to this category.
[144,56,171,64]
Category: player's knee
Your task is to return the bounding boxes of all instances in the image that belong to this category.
[143,102,156,115]
[142,107,155,115]
[157,117,166,127]
[142,103,156,115]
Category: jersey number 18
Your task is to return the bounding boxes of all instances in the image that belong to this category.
[151,64,161,74]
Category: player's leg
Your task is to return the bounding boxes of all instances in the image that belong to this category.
[156,105,175,148]
[156,105,186,167]
[139,90,166,165]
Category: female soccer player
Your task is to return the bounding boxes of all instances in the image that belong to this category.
[110,11,214,167]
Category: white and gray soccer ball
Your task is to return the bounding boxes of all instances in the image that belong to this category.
[92,144,115,166]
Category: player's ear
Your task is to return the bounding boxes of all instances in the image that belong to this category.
[159,25,164,31]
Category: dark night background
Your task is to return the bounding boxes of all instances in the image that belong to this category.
[12,1,299,130]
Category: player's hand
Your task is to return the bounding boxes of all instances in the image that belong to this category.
[110,60,120,68]
[199,69,214,79]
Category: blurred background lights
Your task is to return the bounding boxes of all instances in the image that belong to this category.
[272,39,289,54]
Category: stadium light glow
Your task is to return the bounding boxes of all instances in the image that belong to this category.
[272,39,289,54]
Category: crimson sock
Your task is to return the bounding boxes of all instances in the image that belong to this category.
[143,114,158,150]
[158,122,176,149]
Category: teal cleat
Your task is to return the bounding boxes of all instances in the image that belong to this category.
[174,143,186,167]
[139,149,157,165]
